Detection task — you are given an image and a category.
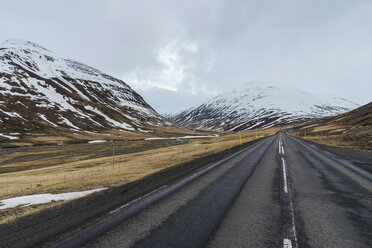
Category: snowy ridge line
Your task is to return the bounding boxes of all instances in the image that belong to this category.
[171,82,358,131]
[0,39,171,133]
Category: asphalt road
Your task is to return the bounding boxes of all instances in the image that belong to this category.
[54,133,372,248]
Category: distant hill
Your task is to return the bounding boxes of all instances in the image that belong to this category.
[170,82,358,131]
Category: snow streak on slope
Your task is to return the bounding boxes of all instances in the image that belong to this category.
[0,39,171,139]
[171,82,359,131]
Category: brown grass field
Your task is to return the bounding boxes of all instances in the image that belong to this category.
[0,127,279,223]
[288,118,371,153]
[288,102,372,152]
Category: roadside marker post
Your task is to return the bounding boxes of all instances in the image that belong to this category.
[112,140,115,169]
[239,131,243,145]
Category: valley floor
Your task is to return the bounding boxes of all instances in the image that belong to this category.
[0,128,278,224]
[0,132,371,248]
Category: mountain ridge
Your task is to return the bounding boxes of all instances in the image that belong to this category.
[170,82,359,131]
[0,39,171,142]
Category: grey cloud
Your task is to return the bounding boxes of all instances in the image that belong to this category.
[1,0,371,113]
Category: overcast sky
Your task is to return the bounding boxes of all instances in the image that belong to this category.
[1,0,372,113]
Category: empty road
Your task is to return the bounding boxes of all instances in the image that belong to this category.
[55,133,372,248]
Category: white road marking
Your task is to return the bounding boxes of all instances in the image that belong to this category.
[109,185,168,215]
[107,137,272,216]
[281,157,288,193]
[280,139,299,248]
[279,137,285,155]
[283,238,292,248]
[290,202,299,248]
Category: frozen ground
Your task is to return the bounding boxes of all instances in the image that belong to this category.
[0,188,106,209]
[144,135,219,140]
[88,140,109,144]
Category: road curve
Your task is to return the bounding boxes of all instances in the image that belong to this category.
[53,132,372,248]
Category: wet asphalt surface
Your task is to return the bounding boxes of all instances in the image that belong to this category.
[56,133,372,248]
[2,133,372,247]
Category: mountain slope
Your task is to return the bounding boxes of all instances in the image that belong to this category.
[171,82,359,131]
[290,102,372,152]
[333,102,372,127]
[0,39,171,141]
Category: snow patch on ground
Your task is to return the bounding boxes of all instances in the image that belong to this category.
[0,133,19,140]
[145,137,177,140]
[38,114,58,127]
[58,116,80,130]
[182,135,219,139]
[88,140,109,144]
[0,188,106,209]
[145,135,218,140]
[84,105,135,131]
[138,128,153,133]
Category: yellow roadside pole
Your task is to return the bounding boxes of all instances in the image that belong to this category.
[239,131,243,145]
[304,130,307,139]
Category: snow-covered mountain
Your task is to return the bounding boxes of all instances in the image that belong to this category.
[0,39,170,140]
[171,82,359,131]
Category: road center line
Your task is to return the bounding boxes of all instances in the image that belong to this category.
[281,157,288,193]
[283,238,292,248]
[281,136,299,248]
[289,202,299,248]
[279,138,285,155]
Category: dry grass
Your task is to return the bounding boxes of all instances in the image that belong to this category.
[288,123,372,152]
[0,201,66,224]
[288,102,372,151]
[1,125,205,147]
[0,128,279,223]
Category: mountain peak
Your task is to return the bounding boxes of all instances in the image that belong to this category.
[171,83,359,131]
[241,81,288,90]
[0,40,170,142]
[1,39,51,52]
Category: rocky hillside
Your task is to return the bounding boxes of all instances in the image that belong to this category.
[0,39,171,141]
[171,82,359,131]
[290,101,372,152]
[333,102,372,127]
